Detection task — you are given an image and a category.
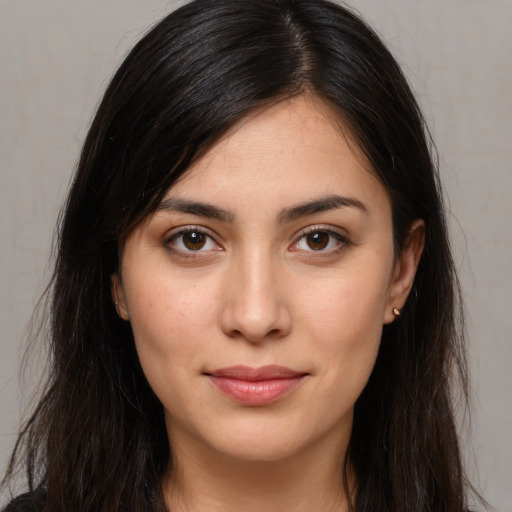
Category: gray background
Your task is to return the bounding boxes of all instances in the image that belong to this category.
[1,0,511,510]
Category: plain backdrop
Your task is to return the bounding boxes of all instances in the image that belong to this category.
[1,1,511,510]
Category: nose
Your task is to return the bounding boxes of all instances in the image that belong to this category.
[219,251,292,343]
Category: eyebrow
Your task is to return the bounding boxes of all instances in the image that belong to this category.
[157,194,368,223]
[157,197,234,222]
[280,194,369,222]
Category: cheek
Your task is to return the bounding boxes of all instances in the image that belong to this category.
[125,279,220,428]
[293,263,390,394]
[125,270,219,384]
[296,260,390,343]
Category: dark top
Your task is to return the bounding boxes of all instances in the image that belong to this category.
[4,491,478,512]
[3,491,47,512]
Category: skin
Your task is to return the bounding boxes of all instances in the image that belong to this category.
[112,95,424,512]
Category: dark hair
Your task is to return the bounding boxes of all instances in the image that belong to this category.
[3,1,475,511]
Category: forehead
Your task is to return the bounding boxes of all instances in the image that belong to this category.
[165,94,389,219]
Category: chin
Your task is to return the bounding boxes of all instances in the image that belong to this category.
[214,436,305,463]
[198,413,347,464]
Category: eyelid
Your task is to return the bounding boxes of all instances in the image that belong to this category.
[163,223,350,258]
[164,225,224,255]
[289,224,351,252]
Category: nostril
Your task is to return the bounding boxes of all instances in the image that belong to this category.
[226,326,288,344]
[218,284,292,343]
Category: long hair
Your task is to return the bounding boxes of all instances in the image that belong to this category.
[3,1,473,511]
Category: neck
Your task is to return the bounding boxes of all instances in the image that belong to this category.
[163,427,352,512]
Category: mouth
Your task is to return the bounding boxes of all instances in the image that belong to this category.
[205,365,308,405]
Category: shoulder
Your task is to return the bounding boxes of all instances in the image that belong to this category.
[3,490,47,512]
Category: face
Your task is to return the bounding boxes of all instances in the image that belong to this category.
[113,95,422,464]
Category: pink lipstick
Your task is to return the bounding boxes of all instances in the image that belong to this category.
[206,365,306,405]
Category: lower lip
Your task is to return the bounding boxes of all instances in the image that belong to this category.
[208,376,304,405]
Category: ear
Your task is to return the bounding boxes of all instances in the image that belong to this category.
[110,273,130,321]
[384,219,425,324]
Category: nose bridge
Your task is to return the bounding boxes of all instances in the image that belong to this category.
[220,243,291,342]
[239,247,275,312]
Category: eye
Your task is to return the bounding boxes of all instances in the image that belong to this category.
[291,228,348,252]
[167,228,221,253]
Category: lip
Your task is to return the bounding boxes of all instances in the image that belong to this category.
[206,365,307,405]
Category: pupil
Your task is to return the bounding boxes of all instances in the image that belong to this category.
[184,232,205,250]
[307,232,328,250]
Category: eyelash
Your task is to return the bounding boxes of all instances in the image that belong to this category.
[291,226,350,254]
[164,225,350,258]
[164,226,222,258]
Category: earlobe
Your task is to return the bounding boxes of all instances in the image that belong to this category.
[110,273,130,321]
[384,219,425,324]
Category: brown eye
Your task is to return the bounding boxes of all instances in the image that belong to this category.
[168,228,219,253]
[305,232,329,250]
[183,231,206,250]
[292,228,348,253]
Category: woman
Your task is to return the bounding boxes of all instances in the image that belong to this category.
[2,0,480,510]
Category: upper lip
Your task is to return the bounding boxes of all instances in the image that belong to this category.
[207,365,306,381]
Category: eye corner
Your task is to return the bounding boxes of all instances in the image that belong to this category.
[163,225,224,258]
[289,225,352,255]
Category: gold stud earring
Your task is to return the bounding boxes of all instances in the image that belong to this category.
[392,307,401,317]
